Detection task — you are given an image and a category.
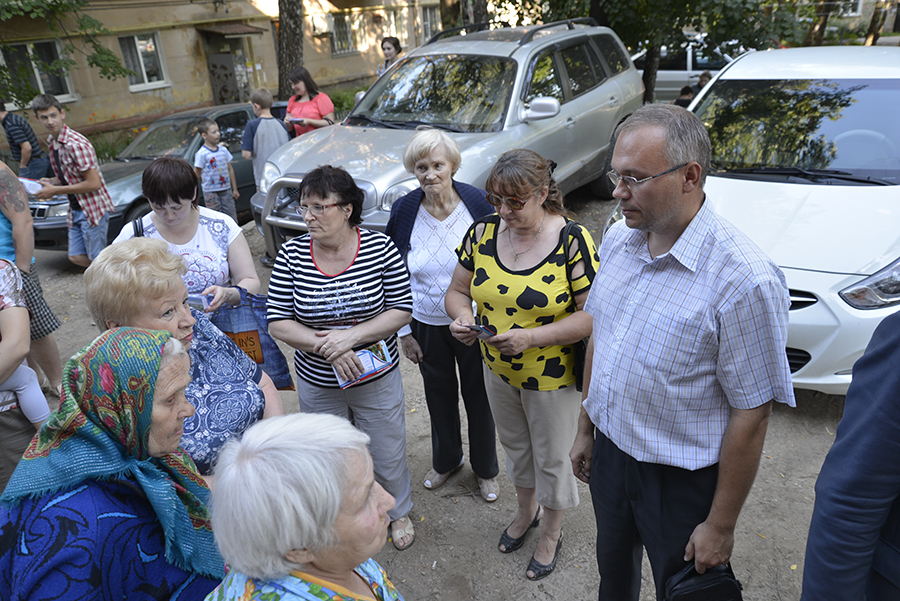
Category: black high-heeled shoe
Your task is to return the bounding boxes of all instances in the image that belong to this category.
[498,506,542,554]
[526,530,563,581]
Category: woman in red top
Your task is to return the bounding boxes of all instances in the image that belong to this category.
[283,66,336,137]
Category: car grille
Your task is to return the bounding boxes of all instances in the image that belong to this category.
[30,206,48,219]
[785,348,811,373]
[789,289,817,310]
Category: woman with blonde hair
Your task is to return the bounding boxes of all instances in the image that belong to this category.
[85,238,283,476]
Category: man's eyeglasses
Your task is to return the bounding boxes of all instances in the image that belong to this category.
[296,203,342,218]
[607,163,688,191]
[486,193,527,210]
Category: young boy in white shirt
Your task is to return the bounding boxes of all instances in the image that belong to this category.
[193,117,239,221]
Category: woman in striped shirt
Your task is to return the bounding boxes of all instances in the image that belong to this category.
[267,165,416,550]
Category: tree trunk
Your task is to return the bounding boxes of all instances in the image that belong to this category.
[590,0,611,27]
[803,1,838,46]
[864,0,888,45]
[277,0,304,100]
[460,0,489,26]
[641,44,661,104]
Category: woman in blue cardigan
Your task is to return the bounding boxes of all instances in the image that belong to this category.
[385,129,500,506]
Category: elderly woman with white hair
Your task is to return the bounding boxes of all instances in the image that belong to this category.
[205,412,405,600]
[385,128,499,503]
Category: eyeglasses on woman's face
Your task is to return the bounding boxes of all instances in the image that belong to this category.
[485,192,528,211]
[296,202,342,219]
[607,163,688,191]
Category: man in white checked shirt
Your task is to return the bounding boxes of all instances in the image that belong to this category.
[569,104,795,601]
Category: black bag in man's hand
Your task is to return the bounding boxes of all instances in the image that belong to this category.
[664,562,743,601]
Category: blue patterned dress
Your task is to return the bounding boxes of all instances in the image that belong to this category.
[182,309,266,474]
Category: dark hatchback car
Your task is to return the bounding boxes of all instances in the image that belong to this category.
[28,103,257,251]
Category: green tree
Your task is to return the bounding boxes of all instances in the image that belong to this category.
[0,0,130,108]
[603,0,804,102]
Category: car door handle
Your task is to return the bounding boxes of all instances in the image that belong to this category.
[607,96,620,107]
[565,117,576,129]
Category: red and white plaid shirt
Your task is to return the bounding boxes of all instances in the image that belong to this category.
[48,125,113,228]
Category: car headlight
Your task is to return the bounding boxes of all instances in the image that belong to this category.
[259,161,281,197]
[47,203,70,218]
[840,257,900,310]
[381,179,419,212]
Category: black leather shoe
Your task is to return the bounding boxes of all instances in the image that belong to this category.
[526,530,563,581]
[498,506,542,554]
[259,253,276,268]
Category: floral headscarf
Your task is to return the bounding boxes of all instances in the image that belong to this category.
[0,327,224,579]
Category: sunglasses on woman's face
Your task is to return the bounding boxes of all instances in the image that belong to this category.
[485,192,527,210]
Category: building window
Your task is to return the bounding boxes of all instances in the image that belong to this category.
[422,5,441,42]
[839,0,863,16]
[385,9,408,46]
[118,33,168,91]
[0,41,74,103]
[331,13,366,56]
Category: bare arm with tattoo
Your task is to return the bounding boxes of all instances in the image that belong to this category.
[0,163,34,273]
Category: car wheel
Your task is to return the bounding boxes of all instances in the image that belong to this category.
[124,200,151,224]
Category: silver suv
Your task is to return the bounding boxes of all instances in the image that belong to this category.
[255,19,642,256]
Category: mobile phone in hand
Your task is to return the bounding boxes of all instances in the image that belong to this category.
[467,324,497,340]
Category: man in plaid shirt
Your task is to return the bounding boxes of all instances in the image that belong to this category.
[569,104,795,601]
[32,94,113,268]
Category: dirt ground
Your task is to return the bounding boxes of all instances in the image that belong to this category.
[33,193,844,600]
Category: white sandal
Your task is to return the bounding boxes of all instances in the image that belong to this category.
[390,515,415,550]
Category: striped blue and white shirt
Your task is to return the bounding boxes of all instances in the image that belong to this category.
[267,228,412,388]
[583,198,795,470]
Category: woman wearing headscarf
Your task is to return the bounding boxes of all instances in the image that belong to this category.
[0,327,224,599]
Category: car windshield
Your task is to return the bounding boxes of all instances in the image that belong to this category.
[696,78,900,184]
[117,117,200,159]
[349,54,517,133]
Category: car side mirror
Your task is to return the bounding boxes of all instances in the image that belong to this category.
[354,91,366,106]
[520,96,560,123]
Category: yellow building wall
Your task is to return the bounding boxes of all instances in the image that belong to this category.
[1,0,279,132]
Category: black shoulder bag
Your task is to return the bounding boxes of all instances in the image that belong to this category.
[665,562,744,601]
[562,220,589,392]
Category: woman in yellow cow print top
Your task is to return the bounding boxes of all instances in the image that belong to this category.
[446,149,598,582]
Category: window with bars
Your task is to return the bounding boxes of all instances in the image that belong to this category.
[331,13,365,56]
[422,5,441,42]
[1,41,73,103]
[118,33,167,91]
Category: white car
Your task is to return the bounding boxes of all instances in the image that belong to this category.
[692,46,900,394]
[631,35,739,101]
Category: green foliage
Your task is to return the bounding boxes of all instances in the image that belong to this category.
[329,86,367,114]
[0,0,132,108]
[598,0,807,100]
[494,0,590,24]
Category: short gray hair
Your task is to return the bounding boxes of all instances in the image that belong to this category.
[615,104,711,187]
[159,337,188,368]
[209,413,371,580]
[402,128,461,176]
